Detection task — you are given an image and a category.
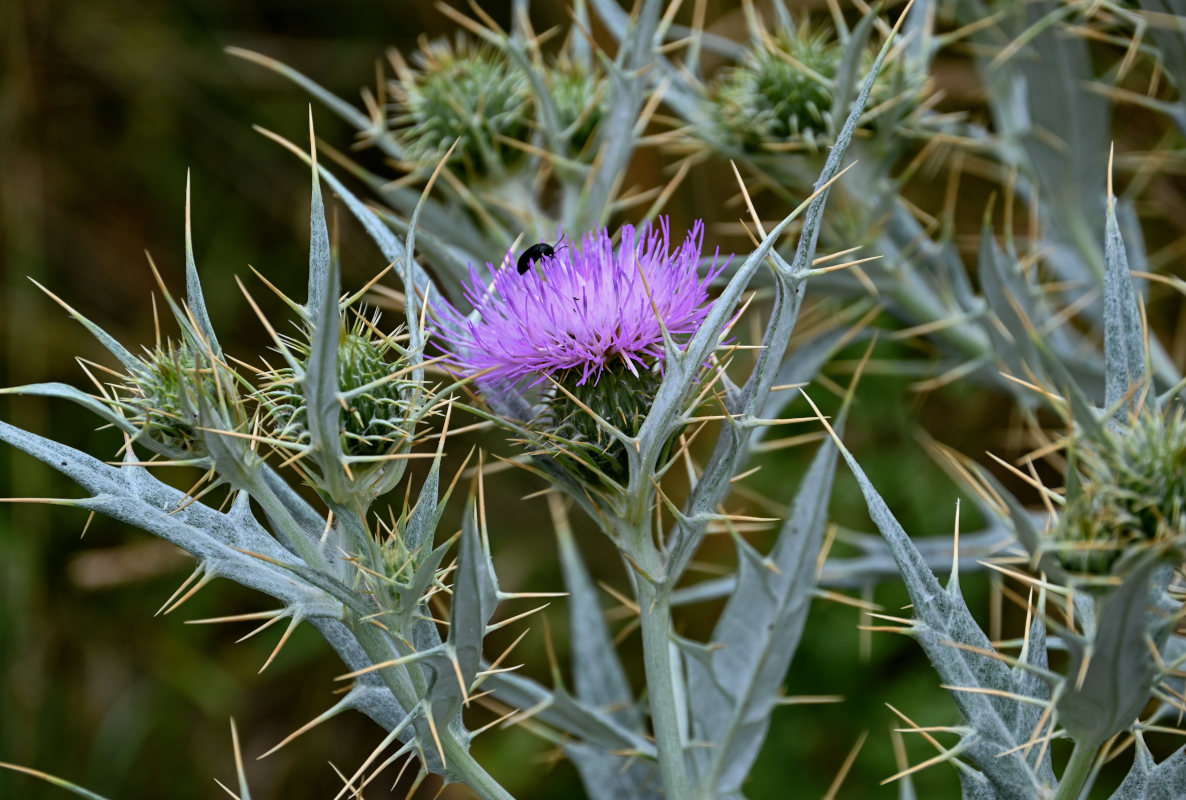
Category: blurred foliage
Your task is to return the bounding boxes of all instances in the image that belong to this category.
[2,1,1184,799]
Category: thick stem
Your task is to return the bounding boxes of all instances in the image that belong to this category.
[441,734,517,800]
[637,578,692,800]
[1052,739,1099,800]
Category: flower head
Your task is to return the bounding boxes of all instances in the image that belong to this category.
[435,217,723,388]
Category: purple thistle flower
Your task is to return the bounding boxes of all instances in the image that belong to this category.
[434,217,724,387]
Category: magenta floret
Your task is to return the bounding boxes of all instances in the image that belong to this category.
[434,217,723,386]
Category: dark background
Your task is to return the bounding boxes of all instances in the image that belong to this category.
[2,1,1182,798]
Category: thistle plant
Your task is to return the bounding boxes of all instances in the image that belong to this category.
[6,1,1186,799]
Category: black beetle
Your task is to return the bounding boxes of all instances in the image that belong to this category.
[517,240,565,274]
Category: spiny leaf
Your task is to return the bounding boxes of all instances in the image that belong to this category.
[1056,556,1161,745]
[684,436,839,796]
[1103,193,1147,414]
[184,172,220,355]
[450,497,500,691]
[829,426,1043,797]
[554,500,642,731]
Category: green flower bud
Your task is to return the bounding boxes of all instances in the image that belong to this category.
[711,25,841,150]
[260,313,420,459]
[391,35,531,178]
[548,57,605,159]
[109,340,236,456]
[1055,404,1186,575]
[541,364,665,488]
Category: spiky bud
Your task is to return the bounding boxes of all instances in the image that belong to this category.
[542,363,665,486]
[259,313,421,460]
[711,25,842,150]
[391,35,531,178]
[1055,404,1186,575]
[108,339,237,456]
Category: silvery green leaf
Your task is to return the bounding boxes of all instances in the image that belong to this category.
[969,1,1108,279]
[450,498,500,692]
[960,769,1004,800]
[564,742,660,800]
[556,523,642,730]
[1013,599,1055,784]
[835,438,1044,797]
[397,538,452,627]
[365,203,473,290]
[304,245,349,502]
[268,142,436,313]
[196,397,326,570]
[306,143,331,316]
[660,19,894,585]
[483,672,654,756]
[259,464,324,538]
[1110,736,1186,800]
[404,458,441,554]
[575,0,663,230]
[977,224,1040,373]
[0,421,336,614]
[0,382,142,441]
[1057,557,1160,745]
[1112,736,1156,799]
[684,437,838,796]
[671,528,1010,604]
[1103,195,1147,412]
[183,173,220,354]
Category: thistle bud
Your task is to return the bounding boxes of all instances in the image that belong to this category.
[1055,404,1186,576]
[260,313,421,460]
[711,25,842,150]
[391,35,531,178]
[109,340,238,456]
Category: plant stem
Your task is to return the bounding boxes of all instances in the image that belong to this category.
[637,578,693,800]
[441,734,517,800]
[1052,739,1099,800]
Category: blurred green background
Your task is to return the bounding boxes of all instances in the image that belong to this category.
[2,1,1183,798]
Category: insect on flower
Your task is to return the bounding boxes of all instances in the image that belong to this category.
[434,217,724,387]
[516,240,565,274]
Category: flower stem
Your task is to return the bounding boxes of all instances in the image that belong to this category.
[637,578,693,800]
[1052,739,1099,800]
[441,735,517,800]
